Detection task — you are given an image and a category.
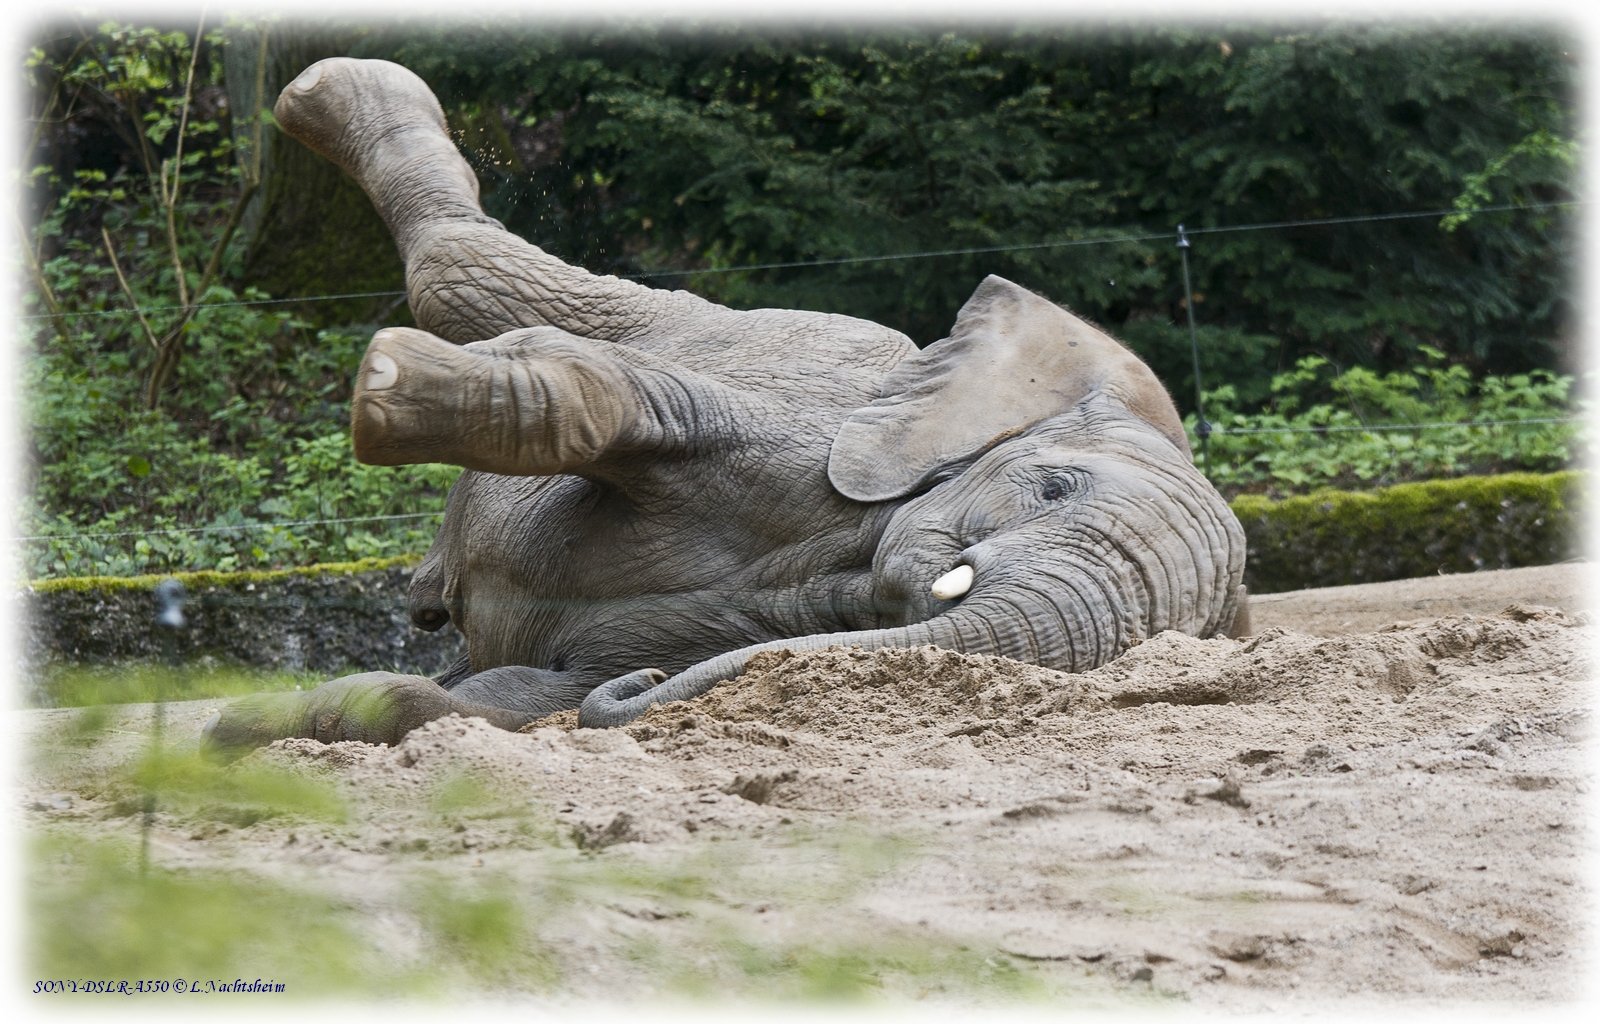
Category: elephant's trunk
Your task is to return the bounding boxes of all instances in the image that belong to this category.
[575,565,1143,729]
[577,617,968,728]
[578,431,1244,729]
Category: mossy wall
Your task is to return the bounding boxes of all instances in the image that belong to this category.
[21,559,461,678]
[1234,471,1587,594]
[25,555,420,596]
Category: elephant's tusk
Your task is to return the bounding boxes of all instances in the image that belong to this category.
[365,352,399,390]
[930,564,975,600]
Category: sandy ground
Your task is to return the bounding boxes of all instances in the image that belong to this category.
[18,564,1594,1010]
[1249,563,1590,636]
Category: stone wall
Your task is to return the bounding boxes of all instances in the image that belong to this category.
[22,562,463,679]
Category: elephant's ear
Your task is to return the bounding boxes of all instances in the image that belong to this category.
[828,275,1188,502]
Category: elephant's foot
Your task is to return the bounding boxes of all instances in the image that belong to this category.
[201,672,535,752]
[273,58,490,241]
[350,325,643,477]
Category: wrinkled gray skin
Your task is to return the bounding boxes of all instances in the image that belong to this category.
[208,58,1247,748]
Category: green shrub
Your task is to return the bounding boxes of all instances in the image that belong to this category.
[1234,471,1586,594]
[1190,351,1584,495]
[19,24,454,580]
[21,195,458,580]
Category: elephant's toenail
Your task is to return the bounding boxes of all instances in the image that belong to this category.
[365,353,398,390]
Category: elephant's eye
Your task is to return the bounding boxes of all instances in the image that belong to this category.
[1040,472,1084,503]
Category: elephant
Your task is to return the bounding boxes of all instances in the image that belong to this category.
[205,58,1247,749]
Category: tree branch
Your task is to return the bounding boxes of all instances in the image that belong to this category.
[23,38,91,171]
[101,225,161,352]
[168,11,205,208]
[144,22,269,411]
[14,212,70,346]
[160,161,190,307]
[159,14,206,309]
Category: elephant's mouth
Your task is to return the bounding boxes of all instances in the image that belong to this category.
[872,549,977,626]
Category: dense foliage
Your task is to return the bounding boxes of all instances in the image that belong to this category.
[21,22,456,579]
[365,21,1578,400]
[17,19,1581,578]
[1193,352,1581,492]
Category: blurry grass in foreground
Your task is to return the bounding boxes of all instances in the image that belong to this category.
[539,830,1068,1002]
[28,837,562,995]
[30,829,1041,1001]
[27,719,350,827]
[29,836,379,991]
[28,663,322,709]
[25,712,1124,1002]
[126,747,349,827]
[621,927,1046,1001]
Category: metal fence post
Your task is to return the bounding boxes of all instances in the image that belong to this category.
[141,578,186,875]
[1176,224,1211,478]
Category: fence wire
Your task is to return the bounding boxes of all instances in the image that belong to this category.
[20,416,1584,547]
[20,199,1580,322]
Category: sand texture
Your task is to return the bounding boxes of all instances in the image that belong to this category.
[19,565,1594,1008]
[1249,562,1587,636]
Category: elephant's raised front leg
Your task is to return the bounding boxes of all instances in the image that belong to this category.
[350,325,692,478]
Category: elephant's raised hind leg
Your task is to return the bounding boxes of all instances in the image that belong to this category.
[273,57,709,345]
[272,58,915,373]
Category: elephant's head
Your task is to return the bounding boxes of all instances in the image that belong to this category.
[581,276,1245,725]
[868,405,1236,666]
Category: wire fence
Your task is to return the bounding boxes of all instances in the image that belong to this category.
[21,199,1580,321]
[20,511,444,543]
[19,197,1585,574]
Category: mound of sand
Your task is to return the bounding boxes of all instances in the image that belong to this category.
[20,570,1593,1008]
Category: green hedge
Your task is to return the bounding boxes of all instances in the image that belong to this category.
[1233,471,1587,594]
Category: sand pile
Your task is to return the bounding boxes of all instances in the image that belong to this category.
[21,588,1593,1008]
[591,603,1589,782]
[660,602,1584,724]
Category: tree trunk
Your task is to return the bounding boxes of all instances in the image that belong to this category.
[224,23,406,327]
